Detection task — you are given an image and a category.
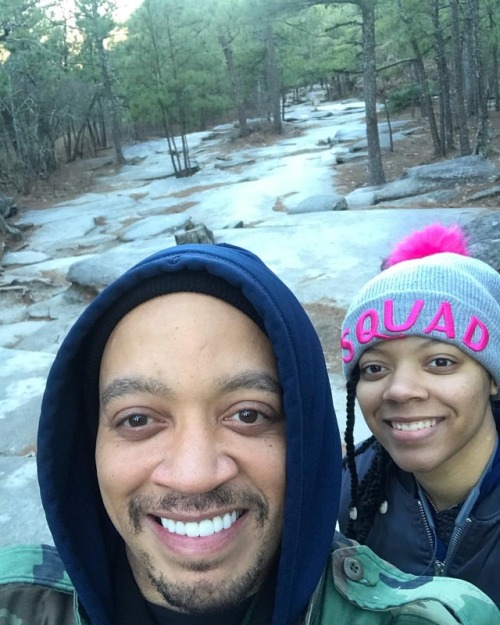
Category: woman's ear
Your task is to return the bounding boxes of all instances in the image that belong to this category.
[490,377,499,398]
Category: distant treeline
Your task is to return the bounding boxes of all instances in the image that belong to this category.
[0,0,497,192]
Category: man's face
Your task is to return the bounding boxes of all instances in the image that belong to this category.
[96,292,285,613]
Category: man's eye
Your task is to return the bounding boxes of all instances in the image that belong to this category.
[233,409,266,424]
[122,413,151,428]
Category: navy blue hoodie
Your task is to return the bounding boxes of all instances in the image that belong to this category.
[37,243,342,625]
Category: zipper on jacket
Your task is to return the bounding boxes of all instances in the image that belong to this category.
[442,518,472,576]
[415,438,496,578]
[433,560,445,575]
[303,565,325,625]
[418,498,474,576]
[304,589,319,625]
[417,499,444,575]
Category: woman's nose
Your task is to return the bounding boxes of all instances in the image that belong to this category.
[382,366,428,403]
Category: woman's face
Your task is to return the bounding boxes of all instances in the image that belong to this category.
[356,336,497,485]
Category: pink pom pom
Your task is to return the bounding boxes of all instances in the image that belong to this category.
[383,223,470,268]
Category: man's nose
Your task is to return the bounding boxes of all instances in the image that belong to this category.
[150,421,238,493]
[382,366,428,403]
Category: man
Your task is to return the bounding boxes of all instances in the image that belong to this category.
[0,242,498,624]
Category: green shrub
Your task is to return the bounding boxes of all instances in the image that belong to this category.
[387,83,423,113]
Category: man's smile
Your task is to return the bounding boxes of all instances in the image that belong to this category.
[156,510,244,537]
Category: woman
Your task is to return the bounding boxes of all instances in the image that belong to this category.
[338,223,500,606]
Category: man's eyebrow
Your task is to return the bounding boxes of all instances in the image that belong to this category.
[217,371,282,396]
[100,376,172,408]
[100,371,282,408]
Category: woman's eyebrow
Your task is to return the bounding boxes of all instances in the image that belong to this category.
[100,376,172,408]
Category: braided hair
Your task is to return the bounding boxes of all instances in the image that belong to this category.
[342,367,394,543]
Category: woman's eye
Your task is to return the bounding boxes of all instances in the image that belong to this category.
[360,363,385,377]
[429,357,455,368]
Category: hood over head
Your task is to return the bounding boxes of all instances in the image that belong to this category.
[37,243,341,625]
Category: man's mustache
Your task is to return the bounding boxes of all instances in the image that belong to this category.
[129,485,269,532]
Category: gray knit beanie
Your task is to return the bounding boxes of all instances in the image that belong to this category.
[341,230,500,387]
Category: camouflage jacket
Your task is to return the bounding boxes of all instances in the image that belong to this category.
[307,535,500,624]
[1,541,498,624]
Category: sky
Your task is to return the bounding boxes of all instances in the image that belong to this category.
[114,0,144,23]
[40,0,144,24]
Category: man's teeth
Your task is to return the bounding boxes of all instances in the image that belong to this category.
[160,511,239,537]
[391,418,438,431]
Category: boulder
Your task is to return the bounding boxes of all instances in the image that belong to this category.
[175,223,215,245]
[404,155,500,182]
[288,194,347,214]
[463,210,500,272]
[120,214,189,242]
[0,193,17,218]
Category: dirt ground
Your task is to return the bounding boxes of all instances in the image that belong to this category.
[303,301,346,377]
[334,109,500,208]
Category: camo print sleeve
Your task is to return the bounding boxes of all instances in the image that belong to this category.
[0,545,82,625]
[328,540,500,624]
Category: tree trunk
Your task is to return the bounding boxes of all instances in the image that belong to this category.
[413,56,443,156]
[449,0,471,154]
[397,0,442,156]
[71,121,87,161]
[64,125,72,162]
[361,0,385,185]
[97,98,107,149]
[430,0,454,152]
[463,1,477,117]
[87,121,97,154]
[467,0,490,155]
[266,23,282,135]
[219,35,250,137]
[492,36,500,112]
[81,0,125,165]
[97,40,125,164]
